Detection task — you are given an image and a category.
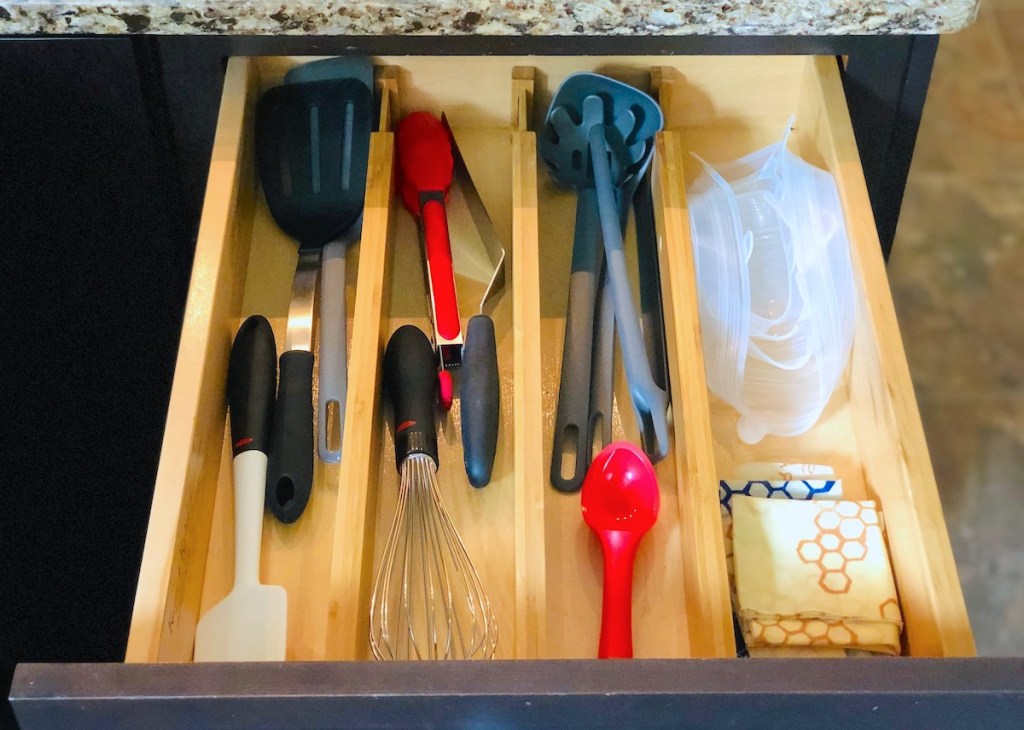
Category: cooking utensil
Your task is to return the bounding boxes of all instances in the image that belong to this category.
[395,112,464,371]
[284,55,374,88]
[589,173,643,456]
[255,78,373,521]
[194,316,287,662]
[633,166,669,392]
[441,113,507,488]
[581,441,660,659]
[541,92,638,492]
[283,57,375,464]
[548,187,602,492]
[576,76,669,463]
[589,266,614,453]
[541,80,663,488]
[370,325,498,660]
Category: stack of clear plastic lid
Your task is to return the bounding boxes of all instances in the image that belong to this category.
[690,124,855,444]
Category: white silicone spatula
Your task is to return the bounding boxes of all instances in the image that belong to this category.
[194,315,287,662]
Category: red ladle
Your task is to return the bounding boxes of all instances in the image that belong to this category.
[581,441,660,658]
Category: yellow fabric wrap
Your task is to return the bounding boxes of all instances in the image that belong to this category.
[732,497,904,656]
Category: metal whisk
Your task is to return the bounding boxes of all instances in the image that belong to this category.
[371,325,498,660]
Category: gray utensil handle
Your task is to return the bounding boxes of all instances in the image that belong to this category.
[461,315,500,488]
[587,179,634,451]
[551,188,602,493]
[589,263,614,451]
[318,240,348,463]
[589,125,670,463]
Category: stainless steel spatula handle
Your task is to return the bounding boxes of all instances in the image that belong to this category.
[318,238,350,463]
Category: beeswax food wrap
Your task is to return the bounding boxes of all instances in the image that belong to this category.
[732,497,904,656]
[720,478,844,579]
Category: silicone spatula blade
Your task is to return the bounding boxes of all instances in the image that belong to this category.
[194,316,287,662]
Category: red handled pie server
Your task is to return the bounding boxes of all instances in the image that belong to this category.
[396,112,463,374]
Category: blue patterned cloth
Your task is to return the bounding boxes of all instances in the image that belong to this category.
[720,477,844,657]
[720,479,843,515]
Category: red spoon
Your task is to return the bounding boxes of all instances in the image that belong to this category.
[581,441,660,658]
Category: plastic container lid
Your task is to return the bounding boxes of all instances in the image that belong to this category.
[688,121,856,444]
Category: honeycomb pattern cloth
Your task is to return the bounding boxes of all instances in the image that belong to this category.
[719,478,844,579]
[720,477,845,657]
[732,497,904,656]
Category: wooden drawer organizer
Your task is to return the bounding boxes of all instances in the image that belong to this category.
[126,55,974,665]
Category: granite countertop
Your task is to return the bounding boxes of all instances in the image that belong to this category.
[0,0,978,36]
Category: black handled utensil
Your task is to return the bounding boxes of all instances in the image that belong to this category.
[227,316,279,458]
[442,114,506,488]
[633,166,669,392]
[461,316,500,487]
[263,258,316,524]
[255,78,373,523]
[383,325,441,469]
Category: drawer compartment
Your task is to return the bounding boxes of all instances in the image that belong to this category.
[125,54,973,666]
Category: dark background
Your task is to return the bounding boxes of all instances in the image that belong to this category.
[1,39,220,728]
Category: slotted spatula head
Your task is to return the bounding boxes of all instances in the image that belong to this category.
[540,72,663,190]
[193,583,287,662]
[285,56,375,92]
[255,78,373,248]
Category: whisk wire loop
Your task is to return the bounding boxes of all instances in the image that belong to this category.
[370,453,497,660]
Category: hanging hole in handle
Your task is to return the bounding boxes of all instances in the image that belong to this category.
[638,409,657,459]
[326,399,342,454]
[275,477,296,511]
[559,424,580,481]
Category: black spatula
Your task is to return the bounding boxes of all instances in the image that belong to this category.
[255,78,372,523]
[284,59,376,465]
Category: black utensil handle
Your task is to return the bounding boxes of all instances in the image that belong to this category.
[461,315,500,488]
[383,325,439,470]
[265,349,314,524]
[634,168,669,392]
[228,316,278,457]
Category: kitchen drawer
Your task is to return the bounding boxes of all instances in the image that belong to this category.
[14,53,992,728]
[130,53,974,663]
